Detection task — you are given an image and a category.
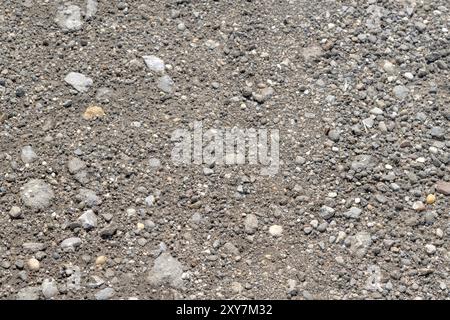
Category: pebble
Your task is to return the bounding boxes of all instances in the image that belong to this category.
[60,237,82,251]
[41,279,59,299]
[145,195,155,207]
[319,206,335,220]
[100,225,117,238]
[349,231,372,258]
[77,210,98,230]
[157,75,174,93]
[137,222,145,230]
[21,179,55,210]
[430,127,445,140]
[147,253,184,288]
[23,242,46,252]
[343,207,362,219]
[27,258,40,271]
[95,256,107,266]
[252,87,274,103]
[393,85,409,100]
[244,214,258,234]
[230,281,243,294]
[404,72,414,80]
[9,206,22,219]
[68,157,86,174]
[426,194,436,205]
[95,288,115,300]
[382,60,396,74]
[327,129,340,142]
[64,72,93,93]
[351,155,375,171]
[268,225,283,237]
[425,244,436,255]
[55,4,83,31]
[76,189,102,207]
[412,201,426,212]
[83,106,105,120]
[21,146,37,164]
[436,181,450,195]
[16,287,40,300]
[370,107,383,115]
[86,0,98,19]
[143,55,165,72]
[203,37,220,49]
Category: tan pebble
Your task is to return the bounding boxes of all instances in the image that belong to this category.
[27,258,40,271]
[426,194,436,205]
[95,255,107,266]
[137,223,145,230]
[83,106,105,120]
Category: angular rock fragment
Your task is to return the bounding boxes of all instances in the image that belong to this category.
[147,253,184,288]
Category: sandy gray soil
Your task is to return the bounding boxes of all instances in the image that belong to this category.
[0,0,449,300]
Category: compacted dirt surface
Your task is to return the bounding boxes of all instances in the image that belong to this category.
[1,0,450,300]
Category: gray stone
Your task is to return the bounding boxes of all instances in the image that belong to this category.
[370,107,383,115]
[143,55,165,72]
[66,266,82,290]
[60,237,82,251]
[99,225,117,238]
[21,146,37,164]
[77,210,97,230]
[351,155,375,171]
[343,207,362,219]
[87,275,105,288]
[327,129,340,142]
[86,0,98,19]
[55,5,83,31]
[157,75,174,93]
[349,231,372,258]
[145,195,155,207]
[64,72,93,93]
[393,85,409,100]
[244,214,259,234]
[436,181,450,196]
[430,126,445,140]
[9,206,22,219]
[147,253,184,288]
[252,87,274,103]
[16,286,40,300]
[41,279,59,299]
[382,60,396,74]
[68,157,86,174]
[223,242,240,255]
[95,287,115,300]
[205,39,220,49]
[21,179,55,210]
[76,189,102,207]
[23,242,46,252]
[425,244,436,255]
[362,116,375,128]
[319,206,335,220]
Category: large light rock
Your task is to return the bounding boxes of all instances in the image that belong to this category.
[21,179,55,210]
[147,253,184,288]
[55,5,83,31]
[64,72,93,92]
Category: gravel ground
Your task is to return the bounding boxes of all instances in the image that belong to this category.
[1,0,450,300]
